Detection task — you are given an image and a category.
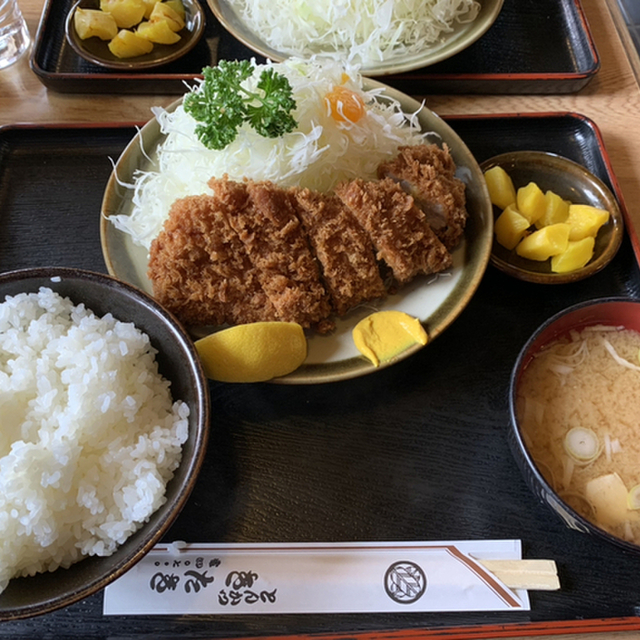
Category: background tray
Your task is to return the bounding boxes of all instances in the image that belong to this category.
[1,113,640,638]
[30,0,599,95]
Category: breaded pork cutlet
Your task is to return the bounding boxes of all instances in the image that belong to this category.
[290,188,386,316]
[208,176,332,330]
[148,194,279,326]
[335,177,452,284]
[377,143,467,250]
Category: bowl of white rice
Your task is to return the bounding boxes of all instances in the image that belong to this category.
[510,297,640,554]
[0,267,210,620]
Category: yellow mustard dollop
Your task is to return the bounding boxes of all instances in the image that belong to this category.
[352,310,428,367]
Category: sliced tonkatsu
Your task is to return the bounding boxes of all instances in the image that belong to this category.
[208,176,333,330]
[149,143,467,332]
[377,143,467,250]
[148,194,278,326]
[290,187,386,316]
[335,177,452,284]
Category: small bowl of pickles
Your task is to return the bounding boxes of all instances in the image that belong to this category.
[480,151,624,284]
[65,0,205,70]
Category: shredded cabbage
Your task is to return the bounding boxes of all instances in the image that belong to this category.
[537,337,589,384]
[603,337,640,372]
[111,57,429,250]
[230,0,481,65]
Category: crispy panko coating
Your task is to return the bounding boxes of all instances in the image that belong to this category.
[290,187,386,316]
[377,143,467,250]
[335,177,452,284]
[208,176,333,330]
[148,195,279,326]
[148,144,467,333]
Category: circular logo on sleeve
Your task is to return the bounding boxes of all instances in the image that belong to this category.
[384,561,427,604]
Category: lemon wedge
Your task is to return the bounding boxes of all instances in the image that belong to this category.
[195,322,307,383]
[353,310,428,367]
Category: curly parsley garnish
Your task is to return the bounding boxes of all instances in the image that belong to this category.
[183,60,298,151]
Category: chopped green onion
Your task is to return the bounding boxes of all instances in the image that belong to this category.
[563,427,601,464]
[628,484,640,510]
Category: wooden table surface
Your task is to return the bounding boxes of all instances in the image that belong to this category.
[2,0,640,638]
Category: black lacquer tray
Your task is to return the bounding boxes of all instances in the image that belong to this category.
[29,0,599,95]
[1,113,640,639]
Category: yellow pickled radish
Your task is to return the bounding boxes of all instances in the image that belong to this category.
[494,203,530,250]
[74,8,118,40]
[484,165,517,210]
[195,322,307,383]
[353,310,427,367]
[137,18,181,44]
[149,1,185,31]
[566,204,610,241]
[142,0,162,18]
[100,0,146,28]
[551,237,595,273]
[535,190,570,229]
[164,0,186,18]
[515,223,570,261]
[108,29,154,57]
[516,181,546,224]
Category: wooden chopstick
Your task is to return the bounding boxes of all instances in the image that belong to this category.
[477,559,560,590]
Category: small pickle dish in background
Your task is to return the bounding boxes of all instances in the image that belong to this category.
[481,151,624,284]
[65,0,205,70]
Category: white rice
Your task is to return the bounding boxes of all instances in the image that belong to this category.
[0,287,189,594]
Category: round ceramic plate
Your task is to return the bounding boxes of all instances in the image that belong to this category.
[205,0,504,76]
[101,81,493,384]
[480,151,624,284]
[65,0,205,70]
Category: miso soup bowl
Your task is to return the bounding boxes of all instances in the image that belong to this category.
[509,296,640,554]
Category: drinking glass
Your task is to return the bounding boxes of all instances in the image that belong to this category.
[0,0,29,70]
